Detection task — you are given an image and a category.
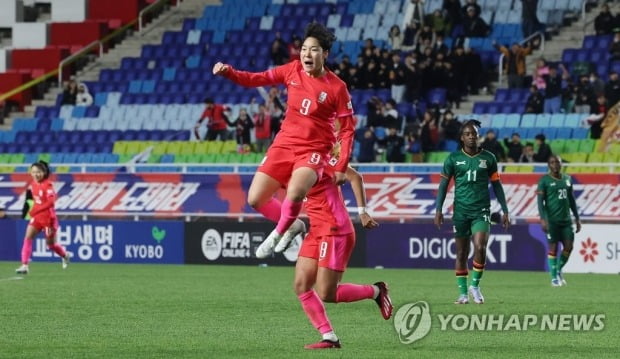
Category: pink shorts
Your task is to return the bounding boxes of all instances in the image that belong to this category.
[29,217,59,239]
[298,232,355,272]
[258,144,325,186]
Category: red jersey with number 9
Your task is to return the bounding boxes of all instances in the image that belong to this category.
[223,60,354,154]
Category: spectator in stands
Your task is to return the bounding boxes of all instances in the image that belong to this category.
[389,52,407,103]
[388,25,403,51]
[75,83,93,107]
[494,41,533,89]
[61,79,77,105]
[440,110,461,142]
[504,132,524,163]
[427,9,451,36]
[347,66,363,90]
[253,103,271,153]
[333,55,352,84]
[605,71,620,106]
[542,65,567,113]
[450,46,468,97]
[589,72,606,96]
[532,58,549,90]
[461,0,481,19]
[402,22,420,51]
[574,75,596,113]
[533,134,552,163]
[481,129,505,161]
[521,0,541,38]
[519,142,535,163]
[420,110,440,152]
[230,107,254,151]
[360,58,380,89]
[525,85,545,114]
[415,24,437,49]
[432,34,450,56]
[609,32,620,61]
[381,127,406,163]
[383,99,400,130]
[443,0,462,27]
[194,97,230,141]
[403,53,423,102]
[258,86,285,139]
[287,35,302,63]
[595,4,615,35]
[588,95,608,139]
[406,132,423,162]
[270,32,289,66]
[464,47,484,94]
[462,5,490,37]
[356,128,377,163]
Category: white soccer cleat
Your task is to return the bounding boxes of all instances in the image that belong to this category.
[274,219,306,253]
[255,229,282,259]
[469,286,485,304]
[62,252,71,269]
[15,264,29,275]
[551,278,562,287]
[454,294,469,304]
[556,271,567,286]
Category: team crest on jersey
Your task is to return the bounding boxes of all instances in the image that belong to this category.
[565,179,571,187]
[478,159,487,168]
[318,91,327,103]
[346,101,352,109]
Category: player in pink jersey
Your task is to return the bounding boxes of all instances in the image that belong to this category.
[16,161,70,274]
[286,162,393,349]
[212,22,355,259]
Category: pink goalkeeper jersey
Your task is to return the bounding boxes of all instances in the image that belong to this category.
[223,60,354,157]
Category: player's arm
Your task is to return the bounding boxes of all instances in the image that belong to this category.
[213,62,285,87]
[489,160,510,229]
[567,180,581,233]
[333,114,356,184]
[345,166,378,229]
[536,180,548,232]
[21,189,33,219]
[435,156,454,229]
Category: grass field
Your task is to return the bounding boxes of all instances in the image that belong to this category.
[0,262,618,359]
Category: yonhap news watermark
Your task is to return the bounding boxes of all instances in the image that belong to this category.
[393,301,606,344]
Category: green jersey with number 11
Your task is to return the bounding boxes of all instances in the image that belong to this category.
[440,149,501,220]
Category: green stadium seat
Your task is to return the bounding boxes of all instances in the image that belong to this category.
[549,139,565,154]
[603,153,619,162]
[503,165,520,173]
[228,153,243,163]
[194,142,209,155]
[587,152,604,163]
[152,142,168,155]
[113,141,128,155]
[563,139,580,153]
[577,139,595,153]
[178,142,196,155]
[207,141,223,153]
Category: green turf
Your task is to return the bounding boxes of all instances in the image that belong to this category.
[0,262,617,358]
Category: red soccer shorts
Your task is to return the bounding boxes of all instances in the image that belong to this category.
[258,144,326,186]
[29,217,59,239]
[298,232,355,272]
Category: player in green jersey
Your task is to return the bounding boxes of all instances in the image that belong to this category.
[536,155,581,287]
[435,120,510,304]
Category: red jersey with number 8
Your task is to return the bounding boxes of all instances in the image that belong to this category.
[223,60,354,154]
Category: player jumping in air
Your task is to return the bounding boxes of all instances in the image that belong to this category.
[16,161,70,274]
[212,22,355,259]
[434,120,510,304]
[537,155,581,286]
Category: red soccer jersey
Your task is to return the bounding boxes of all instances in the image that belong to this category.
[223,60,354,160]
[29,179,57,222]
[200,104,228,131]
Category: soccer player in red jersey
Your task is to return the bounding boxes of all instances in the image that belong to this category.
[16,161,70,274]
[275,152,392,349]
[212,22,355,258]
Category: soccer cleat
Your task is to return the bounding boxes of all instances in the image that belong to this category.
[454,294,469,304]
[274,219,306,253]
[15,264,29,275]
[255,229,282,259]
[469,286,485,304]
[62,253,71,269]
[556,271,567,286]
[551,278,562,287]
[373,281,393,320]
[304,339,341,349]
